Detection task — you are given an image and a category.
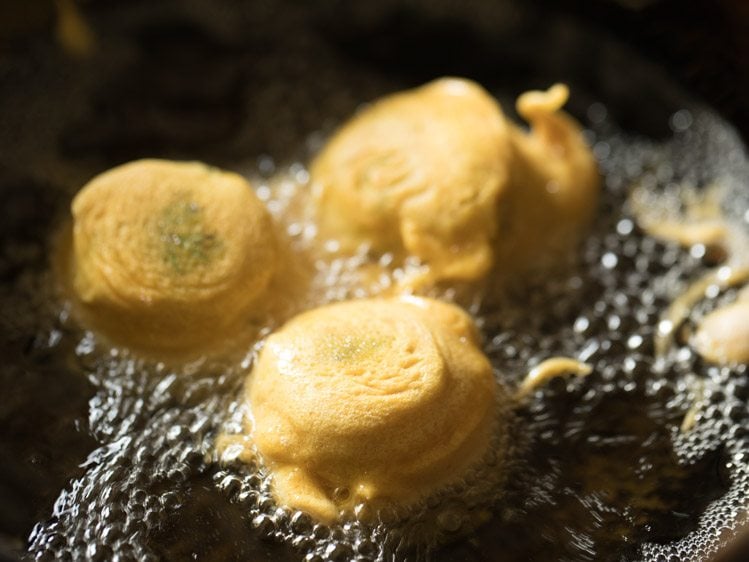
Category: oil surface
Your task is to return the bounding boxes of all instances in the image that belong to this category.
[1,1,749,561]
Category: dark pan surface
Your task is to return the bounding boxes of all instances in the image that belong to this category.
[1,1,749,561]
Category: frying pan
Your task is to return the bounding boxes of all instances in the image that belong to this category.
[1,0,748,560]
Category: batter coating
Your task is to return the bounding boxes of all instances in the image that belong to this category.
[497,84,600,278]
[312,78,511,284]
[246,296,500,522]
[68,159,277,354]
[311,78,599,288]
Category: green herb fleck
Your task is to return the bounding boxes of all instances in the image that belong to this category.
[156,197,224,275]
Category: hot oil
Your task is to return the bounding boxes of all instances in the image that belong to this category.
[0,0,746,558]
[14,104,749,562]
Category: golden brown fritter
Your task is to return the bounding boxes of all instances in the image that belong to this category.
[246,296,500,521]
[68,159,277,354]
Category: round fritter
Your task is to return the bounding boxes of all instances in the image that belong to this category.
[311,78,600,289]
[246,296,500,522]
[311,77,512,284]
[69,159,277,354]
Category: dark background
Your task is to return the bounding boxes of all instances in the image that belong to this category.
[0,0,747,142]
[544,0,749,141]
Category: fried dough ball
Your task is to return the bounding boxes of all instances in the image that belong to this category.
[68,159,277,354]
[312,78,512,283]
[311,78,599,287]
[246,296,500,522]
